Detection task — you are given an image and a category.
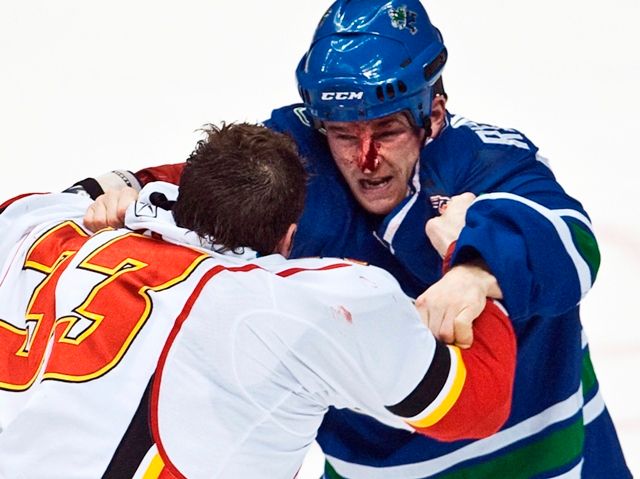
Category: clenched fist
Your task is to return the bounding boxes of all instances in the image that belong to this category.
[83,187,140,232]
[417,192,502,348]
[425,192,476,257]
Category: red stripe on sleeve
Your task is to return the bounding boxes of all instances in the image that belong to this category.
[0,192,47,211]
[135,163,185,187]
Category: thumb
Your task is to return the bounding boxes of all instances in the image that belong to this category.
[453,310,475,349]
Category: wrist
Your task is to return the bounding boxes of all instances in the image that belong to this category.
[442,241,457,274]
[95,170,141,193]
[452,260,503,300]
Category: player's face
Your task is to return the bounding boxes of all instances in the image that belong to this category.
[325,113,424,215]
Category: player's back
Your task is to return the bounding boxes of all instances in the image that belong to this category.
[0,215,215,477]
[143,254,425,478]
[0,194,424,478]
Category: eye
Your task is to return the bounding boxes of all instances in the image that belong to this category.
[375,129,402,141]
[331,132,359,142]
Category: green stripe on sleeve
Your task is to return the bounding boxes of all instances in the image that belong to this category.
[581,349,597,398]
[324,417,585,479]
[567,221,600,282]
[437,418,584,479]
[325,460,344,479]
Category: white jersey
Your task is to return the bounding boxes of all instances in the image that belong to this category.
[0,189,464,479]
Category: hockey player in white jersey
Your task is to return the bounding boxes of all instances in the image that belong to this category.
[0,123,516,478]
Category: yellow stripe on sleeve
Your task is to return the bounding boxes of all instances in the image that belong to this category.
[407,346,466,428]
[142,453,165,479]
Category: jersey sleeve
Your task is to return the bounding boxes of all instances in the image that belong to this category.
[385,116,600,320]
[256,263,517,442]
[449,140,600,320]
[64,170,143,199]
[0,192,46,214]
[135,162,185,187]
[387,300,516,441]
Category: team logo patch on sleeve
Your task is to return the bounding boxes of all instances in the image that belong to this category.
[429,195,450,212]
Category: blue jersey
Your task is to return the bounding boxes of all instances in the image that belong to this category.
[265,105,631,478]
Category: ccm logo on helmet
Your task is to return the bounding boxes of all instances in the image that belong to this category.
[321,91,364,101]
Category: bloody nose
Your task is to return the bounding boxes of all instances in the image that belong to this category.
[358,139,380,172]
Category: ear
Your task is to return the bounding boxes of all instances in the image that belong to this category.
[275,224,297,258]
[428,95,447,138]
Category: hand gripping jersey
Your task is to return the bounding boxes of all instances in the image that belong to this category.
[0,188,515,479]
[133,104,631,478]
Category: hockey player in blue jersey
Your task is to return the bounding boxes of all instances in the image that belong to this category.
[79,0,631,477]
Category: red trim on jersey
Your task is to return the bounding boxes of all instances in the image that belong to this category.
[150,262,262,478]
[0,192,47,211]
[276,262,351,277]
[415,300,516,441]
[442,241,457,274]
[135,163,185,187]
[157,466,180,479]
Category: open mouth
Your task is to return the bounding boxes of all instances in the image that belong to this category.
[359,176,392,190]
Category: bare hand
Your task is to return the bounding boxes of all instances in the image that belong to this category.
[415,262,501,349]
[426,192,476,257]
[83,187,139,232]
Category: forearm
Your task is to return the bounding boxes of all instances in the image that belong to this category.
[65,170,141,199]
[394,300,516,441]
[452,191,599,320]
[65,163,185,200]
[442,242,502,300]
[446,144,601,320]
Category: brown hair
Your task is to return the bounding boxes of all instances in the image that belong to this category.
[173,123,307,255]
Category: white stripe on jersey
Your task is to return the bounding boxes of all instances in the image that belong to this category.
[473,193,592,299]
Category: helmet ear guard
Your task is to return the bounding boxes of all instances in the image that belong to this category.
[296,0,447,129]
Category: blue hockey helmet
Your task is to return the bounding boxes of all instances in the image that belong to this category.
[296,0,447,128]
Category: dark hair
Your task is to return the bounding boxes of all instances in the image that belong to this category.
[173,123,307,255]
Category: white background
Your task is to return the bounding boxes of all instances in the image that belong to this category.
[1,1,638,476]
